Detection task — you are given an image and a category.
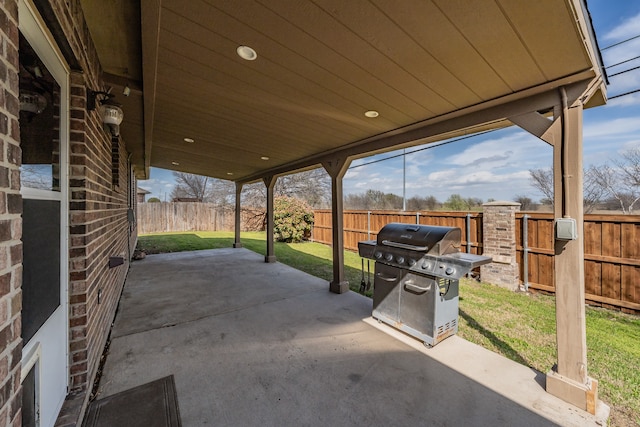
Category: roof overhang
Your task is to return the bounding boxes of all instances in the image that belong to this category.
[80,0,606,181]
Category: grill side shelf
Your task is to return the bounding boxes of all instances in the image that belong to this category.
[358,240,377,259]
[409,253,493,279]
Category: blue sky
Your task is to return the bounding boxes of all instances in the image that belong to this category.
[141,1,640,203]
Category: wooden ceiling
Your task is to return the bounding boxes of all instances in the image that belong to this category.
[80,0,606,181]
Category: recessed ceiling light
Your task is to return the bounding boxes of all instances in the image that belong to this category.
[365,110,379,118]
[237,45,257,61]
[171,161,180,166]
[227,172,234,175]
[261,156,270,160]
[183,137,194,143]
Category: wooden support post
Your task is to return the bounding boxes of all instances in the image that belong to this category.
[233,182,243,248]
[263,175,277,263]
[322,157,351,293]
[510,87,604,416]
[546,98,599,414]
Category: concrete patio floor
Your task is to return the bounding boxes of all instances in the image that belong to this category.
[93,248,608,426]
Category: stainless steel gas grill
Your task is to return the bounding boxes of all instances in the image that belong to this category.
[358,223,492,347]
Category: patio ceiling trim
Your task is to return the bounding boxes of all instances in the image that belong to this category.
[140,0,161,179]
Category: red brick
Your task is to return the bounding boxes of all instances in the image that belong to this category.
[10,291,20,317]
[69,315,87,327]
[0,113,7,135]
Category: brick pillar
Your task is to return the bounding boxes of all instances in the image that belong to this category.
[480,201,520,290]
[0,1,24,426]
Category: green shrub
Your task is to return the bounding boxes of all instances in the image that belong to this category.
[274,196,314,243]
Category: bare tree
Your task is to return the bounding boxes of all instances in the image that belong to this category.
[529,167,603,213]
[276,168,331,208]
[590,163,640,214]
[241,168,331,209]
[171,172,209,201]
[616,146,640,187]
[514,195,533,211]
[21,165,53,190]
[583,167,607,213]
[406,195,440,211]
[529,168,554,203]
[344,190,404,210]
[237,168,331,230]
[208,178,235,207]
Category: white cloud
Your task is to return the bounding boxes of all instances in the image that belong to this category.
[442,132,551,173]
[584,116,640,139]
[606,92,640,107]
[603,12,640,41]
[622,139,640,151]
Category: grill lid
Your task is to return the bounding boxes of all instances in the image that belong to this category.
[376,223,461,256]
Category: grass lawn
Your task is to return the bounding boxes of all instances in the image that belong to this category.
[136,231,639,426]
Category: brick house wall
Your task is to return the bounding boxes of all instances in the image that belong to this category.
[0,0,24,425]
[0,0,136,424]
[45,0,135,414]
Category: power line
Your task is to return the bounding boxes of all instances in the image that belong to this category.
[608,65,640,78]
[601,34,640,51]
[605,55,640,69]
[609,88,640,100]
[348,129,498,170]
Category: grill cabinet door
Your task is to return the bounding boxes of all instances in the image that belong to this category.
[372,263,404,323]
[399,273,438,338]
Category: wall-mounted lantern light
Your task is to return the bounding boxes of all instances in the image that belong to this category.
[19,90,48,122]
[87,88,124,137]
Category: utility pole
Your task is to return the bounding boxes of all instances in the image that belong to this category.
[402,148,407,211]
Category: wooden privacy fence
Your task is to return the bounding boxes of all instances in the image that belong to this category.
[313,210,483,254]
[517,213,640,313]
[137,203,235,234]
[313,209,640,314]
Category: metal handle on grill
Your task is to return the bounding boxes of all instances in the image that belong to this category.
[381,240,429,252]
[404,280,432,293]
[376,272,398,282]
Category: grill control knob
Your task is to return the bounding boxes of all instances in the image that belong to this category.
[396,256,405,265]
[408,259,416,267]
[374,251,383,259]
[421,261,432,270]
[384,253,393,262]
[445,267,455,276]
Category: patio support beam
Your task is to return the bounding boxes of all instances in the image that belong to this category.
[545,90,598,414]
[514,86,599,415]
[233,182,243,248]
[322,157,351,294]
[263,175,277,263]
[508,110,557,142]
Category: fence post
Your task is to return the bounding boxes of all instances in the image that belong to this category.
[522,214,529,291]
[479,201,521,290]
[367,211,371,240]
[465,213,471,253]
[416,212,420,224]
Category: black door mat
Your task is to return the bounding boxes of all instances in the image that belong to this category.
[83,375,181,427]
